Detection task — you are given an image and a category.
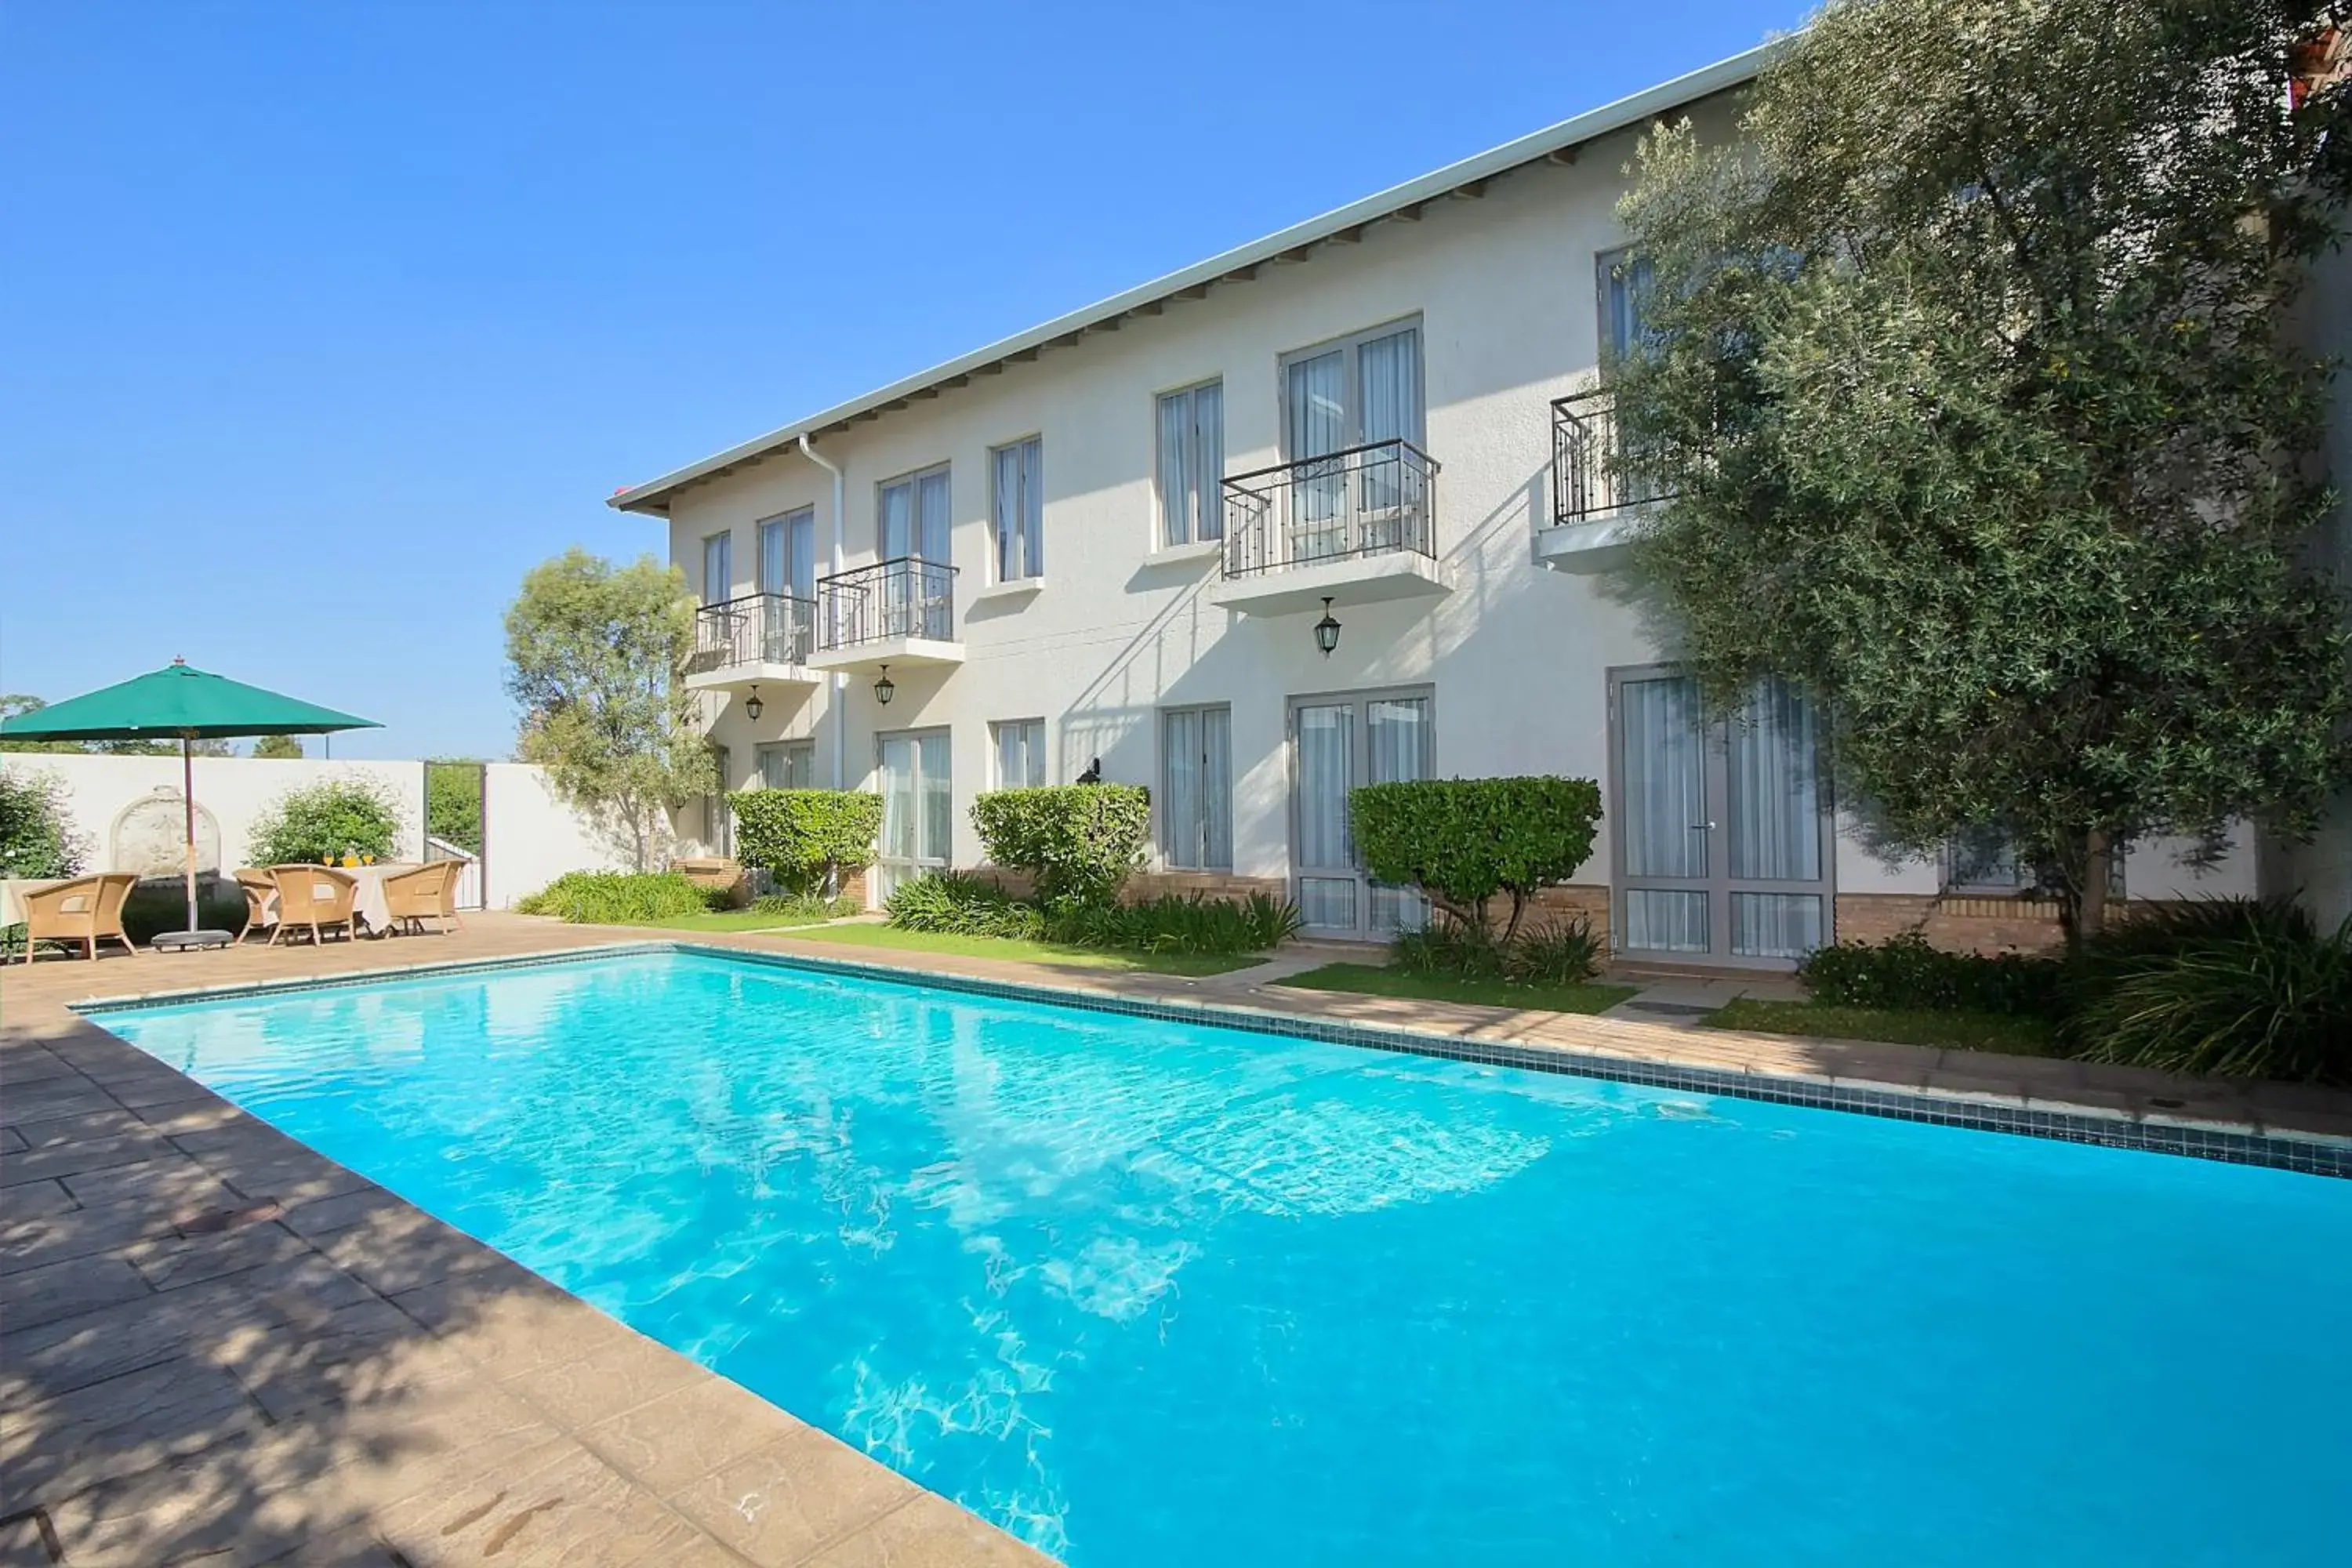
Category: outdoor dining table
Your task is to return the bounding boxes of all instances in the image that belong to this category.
[263,862,418,937]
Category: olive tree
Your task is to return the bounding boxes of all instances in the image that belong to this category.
[1613,0,2352,942]
[504,549,715,872]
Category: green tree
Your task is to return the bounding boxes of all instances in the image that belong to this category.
[251,734,304,760]
[503,548,714,872]
[1613,0,2352,943]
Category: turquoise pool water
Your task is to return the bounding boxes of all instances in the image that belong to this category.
[96,949,2350,1565]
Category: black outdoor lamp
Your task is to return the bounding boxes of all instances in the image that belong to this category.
[873,665,895,706]
[742,685,764,722]
[1312,597,1343,658]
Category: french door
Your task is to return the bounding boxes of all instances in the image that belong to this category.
[875,729,951,902]
[1281,322,1424,561]
[878,467,953,640]
[1610,670,1832,967]
[1290,688,1432,941]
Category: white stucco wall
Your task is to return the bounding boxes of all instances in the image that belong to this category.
[481,763,633,908]
[3,754,430,875]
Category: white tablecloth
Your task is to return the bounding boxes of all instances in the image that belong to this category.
[263,864,417,935]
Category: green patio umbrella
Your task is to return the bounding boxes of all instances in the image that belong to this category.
[0,659,380,949]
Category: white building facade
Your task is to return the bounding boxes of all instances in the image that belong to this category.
[614,44,2274,964]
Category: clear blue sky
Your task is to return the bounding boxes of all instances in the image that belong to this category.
[0,0,1806,760]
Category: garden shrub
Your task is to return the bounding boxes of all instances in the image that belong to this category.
[0,766,89,879]
[731,789,884,895]
[2064,899,2352,1084]
[1392,912,1602,985]
[1044,891,1303,955]
[886,874,1301,955]
[884,873,1046,939]
[246,778,405,866]
[1798,930,2065,1017]
[1352,776,1602,940]
[515,870,718,924]
[971,785,1151,906]
[749,891,858,920]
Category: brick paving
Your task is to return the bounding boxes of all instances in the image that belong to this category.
[4,913,2347,1564]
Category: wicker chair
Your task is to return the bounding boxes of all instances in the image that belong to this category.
[14,873,140,963]
[233,868,278,945]
[382,861,463,935]
[268,865,358,946]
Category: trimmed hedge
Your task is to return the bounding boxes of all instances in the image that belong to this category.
[732,789,884,895]
[1798,930,2064,1017]
[1351,776,1603,939]
[971,784,1151,906]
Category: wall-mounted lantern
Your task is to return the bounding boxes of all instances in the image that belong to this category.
[1312,598,1342,659]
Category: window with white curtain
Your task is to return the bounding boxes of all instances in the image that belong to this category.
[757,740,815,789]
[704,744,732,856]
[700,530,734,604]
[759,508,817,600]
[1599,246,1658,366]
[878,465,952,561]
[990,438,1043,581]
[1156,381,1225,547]
[990,719,1045,789]
[1279,320,1425,459]
[1160,706,1231,870]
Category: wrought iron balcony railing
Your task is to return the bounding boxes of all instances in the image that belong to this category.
[1219,437,1439,578]
[1550,388,1673,528]
[691,592,813,671]
[816,556,958,650]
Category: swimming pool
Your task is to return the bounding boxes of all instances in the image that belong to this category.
[94,948,2351,1565]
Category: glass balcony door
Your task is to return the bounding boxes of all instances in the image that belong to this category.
[1610,670,1831,966]
[875,729,951,902]
[1289,688,1432,940]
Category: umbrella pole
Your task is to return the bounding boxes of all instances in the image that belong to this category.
[182,735,199,934]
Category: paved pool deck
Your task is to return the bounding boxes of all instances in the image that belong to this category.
[5,914,2348,1564]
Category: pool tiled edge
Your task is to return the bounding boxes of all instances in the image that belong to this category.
[67,938,2352,1181]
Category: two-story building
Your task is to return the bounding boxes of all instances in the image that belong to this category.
[610,40,2280,966]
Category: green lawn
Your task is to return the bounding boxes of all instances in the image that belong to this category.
[629,908,848,933]
[1274,963,1637,1014]
[1705,998,2060,1054]
[784,922,1265,976]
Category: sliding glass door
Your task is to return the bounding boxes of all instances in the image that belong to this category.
[1290,688,1432,941]
[1610,669,1831,966]
[875,729,951,902]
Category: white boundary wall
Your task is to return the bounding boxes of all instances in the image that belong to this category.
[1,754,627,909]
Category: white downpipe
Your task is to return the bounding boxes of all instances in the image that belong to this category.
[797,434,848,790]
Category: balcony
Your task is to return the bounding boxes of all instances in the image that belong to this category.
[1536,388,1674,572]
[1207,438,1453,615]
[684,592,818,693]
[808,556,964,673]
